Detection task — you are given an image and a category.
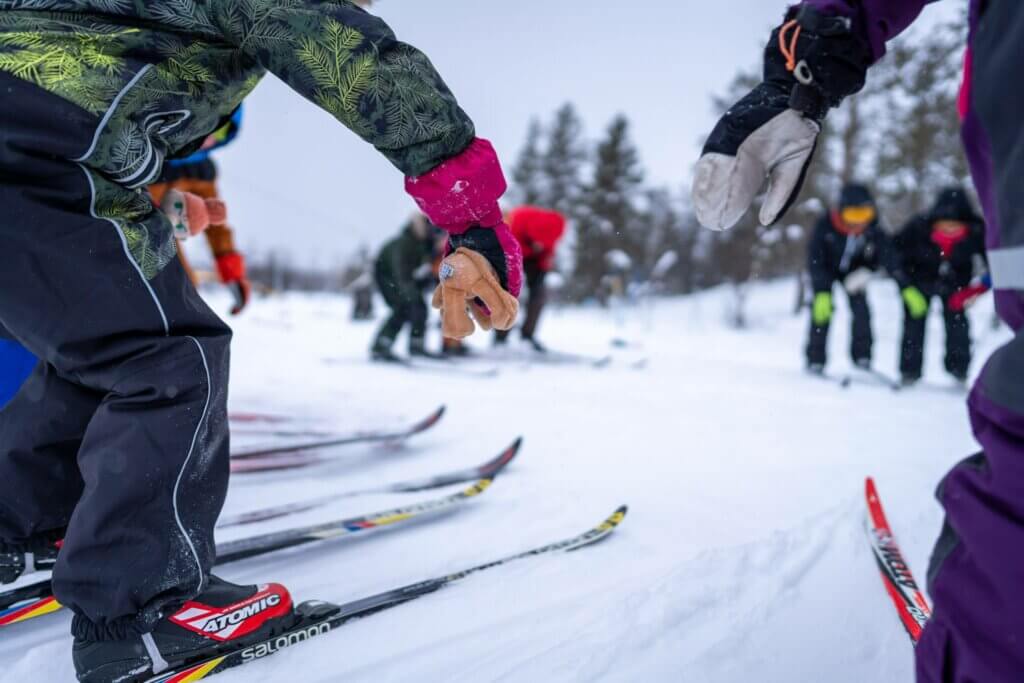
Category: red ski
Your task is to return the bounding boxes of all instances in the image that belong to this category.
[864,477,932,644]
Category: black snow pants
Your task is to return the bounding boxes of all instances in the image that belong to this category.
[806,290,873,367]
[496,259,548,342]
[900,287,971,380]
[373,268,427,353]
[0,73,231,639]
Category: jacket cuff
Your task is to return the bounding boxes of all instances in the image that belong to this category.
[405,138,506,234]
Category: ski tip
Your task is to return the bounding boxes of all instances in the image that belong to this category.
[499,437,523,466]
[602,505,629,530]
[865,477,881,510]
[864,476,892,533]
[406,405,446,435]
[479,438,523,479]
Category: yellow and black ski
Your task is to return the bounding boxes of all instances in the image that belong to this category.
[144,506,628,683]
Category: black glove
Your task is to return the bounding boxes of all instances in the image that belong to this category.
[693,6,872,231]
[227,279,251,316]
[447,226,512,292]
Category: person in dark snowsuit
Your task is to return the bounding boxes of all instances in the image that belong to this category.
[371,215,443,360]
[0,1,522,680]
[895,187,988,384]
[692,1,1024,679]
[805,184,900,372]
[495,206,567,352]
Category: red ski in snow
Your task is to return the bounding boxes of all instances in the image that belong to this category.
[230,405,445,461]
[864,477,932,644]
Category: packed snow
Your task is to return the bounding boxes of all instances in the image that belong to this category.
[0,279,1010,682]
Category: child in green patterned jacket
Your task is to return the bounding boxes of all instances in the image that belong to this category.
[0,2,522,679]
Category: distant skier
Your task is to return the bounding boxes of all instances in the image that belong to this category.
[692,2,1024,679]
[805,183,900,373]
[495,206,567,352]
[350,271,376,321]
[148,107,252,316]
[370,214,446,361]
[894,187,988,385]
[0,1,521,680]
[349,247,376,321]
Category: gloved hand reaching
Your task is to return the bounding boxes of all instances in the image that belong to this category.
[406,138,523,339]
[812,291,833,326]
[433,228,520,338]
[948,284,989,313]
[843,268,873,294]
[692,6,872,231]
[902,287,929,319]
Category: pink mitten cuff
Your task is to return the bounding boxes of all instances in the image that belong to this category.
[405,138,506,235]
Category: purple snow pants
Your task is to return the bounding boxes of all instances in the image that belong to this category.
[916,1,1024,680]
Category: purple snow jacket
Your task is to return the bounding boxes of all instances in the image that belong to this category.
[803,1,1024,681]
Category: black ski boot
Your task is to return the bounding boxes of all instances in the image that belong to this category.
[806,363,825,376]
[901,373,921,387]
[371,336,404,363]
[73,576,296,683]
[0,532,62,584]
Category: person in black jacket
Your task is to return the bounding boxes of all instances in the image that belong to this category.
[894,188,988,384]
[806,184,901,373]
[371,214,444,361]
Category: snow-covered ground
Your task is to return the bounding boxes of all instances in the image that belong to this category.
[1,279,1011,682]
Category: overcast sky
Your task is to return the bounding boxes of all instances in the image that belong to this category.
[209,0,960,268]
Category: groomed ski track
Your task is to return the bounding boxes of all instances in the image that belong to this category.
[0,281,1008,682]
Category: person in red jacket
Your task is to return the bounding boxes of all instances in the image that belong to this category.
[495,206,567,352]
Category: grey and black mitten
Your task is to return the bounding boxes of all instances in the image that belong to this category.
[693,6,872,231]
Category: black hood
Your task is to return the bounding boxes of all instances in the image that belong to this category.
[838,183,875,209]
[929,187,980,224]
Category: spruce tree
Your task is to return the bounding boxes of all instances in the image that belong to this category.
[870,14,969,228]
[510,118,545,206]
[572,115,645,300]
[539,103,587,218]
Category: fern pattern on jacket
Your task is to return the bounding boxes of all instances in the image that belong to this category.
[0,0,474,277]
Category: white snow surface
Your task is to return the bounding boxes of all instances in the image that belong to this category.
[0,280,1011,682]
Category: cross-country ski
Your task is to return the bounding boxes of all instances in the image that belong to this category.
[864,477,932,644]
[230,405,446,461]
[0,479,495,627]
[220,438,521,527]
[137,507,626,683]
